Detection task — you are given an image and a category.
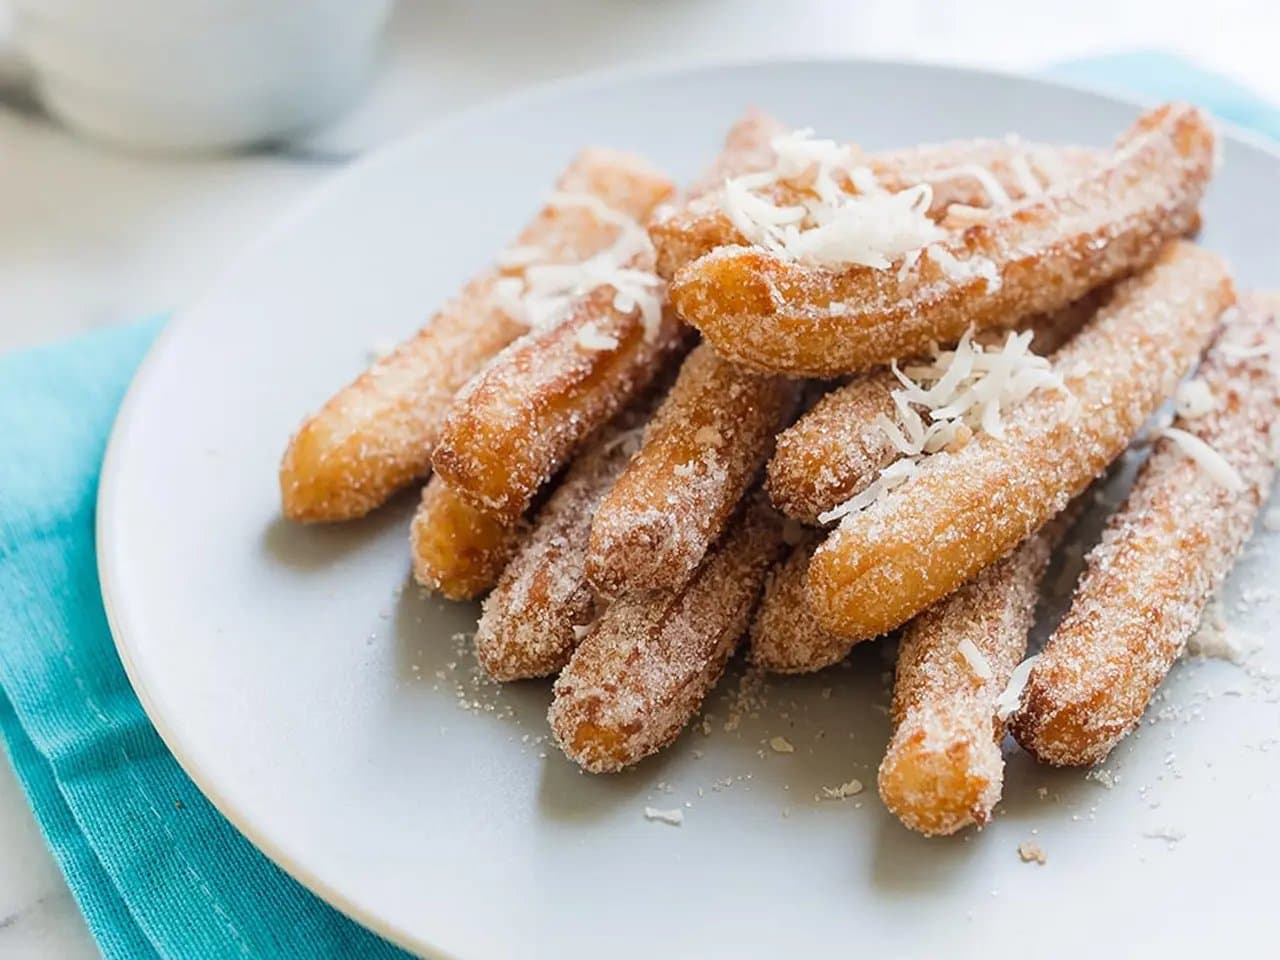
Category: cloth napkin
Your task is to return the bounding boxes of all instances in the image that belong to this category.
[1,54,1276,960]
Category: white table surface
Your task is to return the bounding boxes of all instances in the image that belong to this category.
[2,1,1276,956]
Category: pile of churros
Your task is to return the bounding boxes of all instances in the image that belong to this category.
[280,103,1280,837]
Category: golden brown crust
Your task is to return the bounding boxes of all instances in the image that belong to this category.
[586,343,801,596]
[878,514,1068,837]
[670,104,1214,376]
[280,149,673,522]
[1012,295,1280,766]
[431,291,685,522]
[409,477,522,601]
[549,501,785,773]
[807,241,1235,642]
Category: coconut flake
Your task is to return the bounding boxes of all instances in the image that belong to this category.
[995,655,1041,721]
[957,637,994,679]
[643,806,684,826]
[1162,427,1244,492]
[575,322,620,352]
[1174,379,1215,419]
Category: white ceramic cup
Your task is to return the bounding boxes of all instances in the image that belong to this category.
[0,0,393,152]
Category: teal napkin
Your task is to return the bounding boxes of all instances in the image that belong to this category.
[0,54,1276,960]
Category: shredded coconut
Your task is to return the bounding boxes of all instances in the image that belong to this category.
[1162,427,1244,492]
[957,637,994,679]
[1017,841,1047,865]
[1174,378,1215,419]
[643,806,684,826]
[720,128,944,268]
[492,192,665,340]
[819,778,864,800]
[575,323,620,351]
[820,327,1067,521]
[994,655,1040,721]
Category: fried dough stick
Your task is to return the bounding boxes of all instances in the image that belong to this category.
[1012,295,1280,766]
[807,241,1234,642]
[879,507,1077,836]
[550,501,785,773]
[671,104,1214,377]
[586,343,801,596]
[748,530,848,673]
[280,149,673,521]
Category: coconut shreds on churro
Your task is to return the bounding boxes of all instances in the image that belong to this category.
[748,531,852,673]
[652,133,1099,282]
[474,408,648,682]
[587,343,801,596]
[879,507,1077,836]
[766,297,1095,523]
[410,477,522,601]
[1012,295,1280,766]
[551,499,785,773]
[280,149,673,522]
[670,104,1214,377]
[807,241,1235,642]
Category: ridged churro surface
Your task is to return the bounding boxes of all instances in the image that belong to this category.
[474,412,646,682]
[748,532,852,673]
[807,241,1234,641]
[587,343,800,595]
[671,104,1214,376]
[280,149,672,521]
[1012,295,1280,766]
[550,502,784,772]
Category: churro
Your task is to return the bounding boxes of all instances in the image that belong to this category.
[671,103,1214,376]
[879,509,1074,836]
[431,285,684,521]
[748,531,850,673]
[550,500,785,773]
[1012,295,1280,766]
[766,298,1096,523]
[653,135,1098,281]
[409,477,521,601]
[474,412,646,682]
[280,149,673,522]
[586,343,801,596]
[807,241,1234,642]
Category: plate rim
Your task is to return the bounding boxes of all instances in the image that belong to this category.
[94,54,1280,959]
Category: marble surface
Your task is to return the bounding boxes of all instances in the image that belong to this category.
[1,1,1276,956]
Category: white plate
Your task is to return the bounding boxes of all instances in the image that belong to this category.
[98,59,1280,959]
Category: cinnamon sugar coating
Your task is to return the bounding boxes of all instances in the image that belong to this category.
[550,501,785,773]
[808,241,1235,641]
[587,343,801,596]
[1012,294,1280,766]
[879,508,1076,836]
[474,408,649,682]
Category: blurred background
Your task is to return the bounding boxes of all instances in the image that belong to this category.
[0,1,1275,955]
